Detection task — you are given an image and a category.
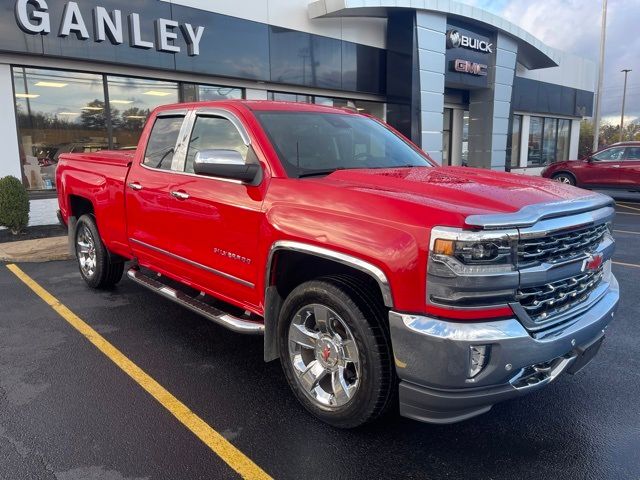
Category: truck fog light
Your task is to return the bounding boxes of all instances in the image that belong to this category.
[469,345,489,378]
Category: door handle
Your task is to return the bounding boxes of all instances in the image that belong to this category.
[611,165,620,168]
[128,182,143,191]
[170,190,190,200]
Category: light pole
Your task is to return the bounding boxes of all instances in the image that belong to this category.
[619,69,632,142]
[593,0,608,151]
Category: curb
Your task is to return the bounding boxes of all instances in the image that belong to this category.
[0,236,71,263]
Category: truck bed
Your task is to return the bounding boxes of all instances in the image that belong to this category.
[57,150,136,259]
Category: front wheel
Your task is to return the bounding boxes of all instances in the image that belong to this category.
[278,276,396,428]
[552,173,576,185]
[75,214,124,289]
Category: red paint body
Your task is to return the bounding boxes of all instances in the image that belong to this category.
[542,141,640,189]
[56,101,592,319]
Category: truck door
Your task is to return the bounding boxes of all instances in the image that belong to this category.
[151,108,266,310]
[125,110,193,274]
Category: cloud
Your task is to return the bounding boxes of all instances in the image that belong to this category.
[461,0,640,120]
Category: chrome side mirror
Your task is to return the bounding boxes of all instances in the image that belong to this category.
[193,149,261,185]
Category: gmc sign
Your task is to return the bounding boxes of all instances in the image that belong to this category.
[453,59,488,76]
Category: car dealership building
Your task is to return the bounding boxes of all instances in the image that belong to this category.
[0,0,596,193]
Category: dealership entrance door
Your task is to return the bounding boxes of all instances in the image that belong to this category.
[442,107,469,166]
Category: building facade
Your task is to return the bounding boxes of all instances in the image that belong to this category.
[0,0,595,193]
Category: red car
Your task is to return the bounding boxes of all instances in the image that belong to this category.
[56,101,619,428]
[542,141,640,190]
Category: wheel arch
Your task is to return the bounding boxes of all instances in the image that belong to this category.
[262,241,393,362]
[551,170,578,184]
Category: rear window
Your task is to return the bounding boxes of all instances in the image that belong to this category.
[143,116,184,170]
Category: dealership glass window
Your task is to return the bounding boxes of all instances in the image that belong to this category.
[527,116,544,167]
[198,85,243,101]
[461,111,469,164]
[556,119,571,162]
[107,76,179,150]
[509,114,522,169]
[12,67,108,190]
[442,108,452,166]
[268,92,313,103]
[542,117,558,165]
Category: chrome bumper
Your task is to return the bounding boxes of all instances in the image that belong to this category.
[389,274,619,424]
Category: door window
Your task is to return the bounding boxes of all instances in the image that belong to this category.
[624,147,640,160]
[592,147,626,161]
[143,116,184,170]
[185,116,249,174]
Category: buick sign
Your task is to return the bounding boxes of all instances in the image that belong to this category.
[446,29,493,54]
[14,0,205,56]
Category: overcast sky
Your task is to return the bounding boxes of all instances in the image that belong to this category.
[464,0,640,124]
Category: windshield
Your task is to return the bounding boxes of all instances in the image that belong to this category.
[255,111,434,177]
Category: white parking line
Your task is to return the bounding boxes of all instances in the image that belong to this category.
[613,229,640,236]
[616,202,640,213]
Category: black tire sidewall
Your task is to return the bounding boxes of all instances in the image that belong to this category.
[75,214,109,288]
[278,280,388,428]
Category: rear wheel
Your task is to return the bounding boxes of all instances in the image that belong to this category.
[278,276,395,428]
[75,214,124,289]
[552,172,576,185]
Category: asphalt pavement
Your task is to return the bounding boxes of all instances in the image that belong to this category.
[1,201,639,480]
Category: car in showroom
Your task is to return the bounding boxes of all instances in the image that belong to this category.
[542,141,640,190]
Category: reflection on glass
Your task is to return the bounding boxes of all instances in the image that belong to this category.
[107,76,179,149]
[13,67,107,190]
[510,114,522,168]
[314,96,386,121]
[442,108,452,166]
[268,92,312,103]
[542,117,558,165]
[528,116,544,167]
[198,85,243,101]
[557,119,571,162]
[462,111,469,164]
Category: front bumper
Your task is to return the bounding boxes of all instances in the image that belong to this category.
[389,274,619,424]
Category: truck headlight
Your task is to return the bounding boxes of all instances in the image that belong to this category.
[433,238,514,265]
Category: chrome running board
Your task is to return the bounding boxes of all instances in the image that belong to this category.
[126,268,264,335]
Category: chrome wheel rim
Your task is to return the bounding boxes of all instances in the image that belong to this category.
[288,304,360,409]
[76,225,97,278]
[556,175,571,184]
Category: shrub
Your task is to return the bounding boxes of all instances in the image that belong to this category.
[0,176,30,235]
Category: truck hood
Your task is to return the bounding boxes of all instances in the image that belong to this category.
[312,166,593,221]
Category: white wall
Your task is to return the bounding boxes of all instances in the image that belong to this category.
[516,51,596,92]
[161,0,387,49]
[0,64,22,180]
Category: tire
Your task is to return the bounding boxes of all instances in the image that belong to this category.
[75,214,124,289]
[552,172,576,185]
[278,275,396,428]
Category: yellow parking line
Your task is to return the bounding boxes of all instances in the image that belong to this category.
[616,202,640,212]
[5,264,272,480]
[612,261,640,269]
[613,229,640,235]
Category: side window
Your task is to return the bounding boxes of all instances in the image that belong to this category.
[143,116,184,170]
[592,147,626,161]
[624,147,640,160]
[185,116,249,174]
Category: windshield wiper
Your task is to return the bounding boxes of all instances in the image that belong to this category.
[297,168,344,178]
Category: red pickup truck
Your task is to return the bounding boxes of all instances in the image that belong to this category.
[56,100,619,428]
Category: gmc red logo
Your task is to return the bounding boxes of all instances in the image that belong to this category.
[453,59,488,76]
[582,253,604,272]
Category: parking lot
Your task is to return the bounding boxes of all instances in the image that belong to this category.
[1,200,639,480]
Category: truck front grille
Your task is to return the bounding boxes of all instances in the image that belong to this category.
[516,266,604,323]
[518,223,609,268]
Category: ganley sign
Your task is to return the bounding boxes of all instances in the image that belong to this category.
[446,29,493,54]
[14,0,205,56]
